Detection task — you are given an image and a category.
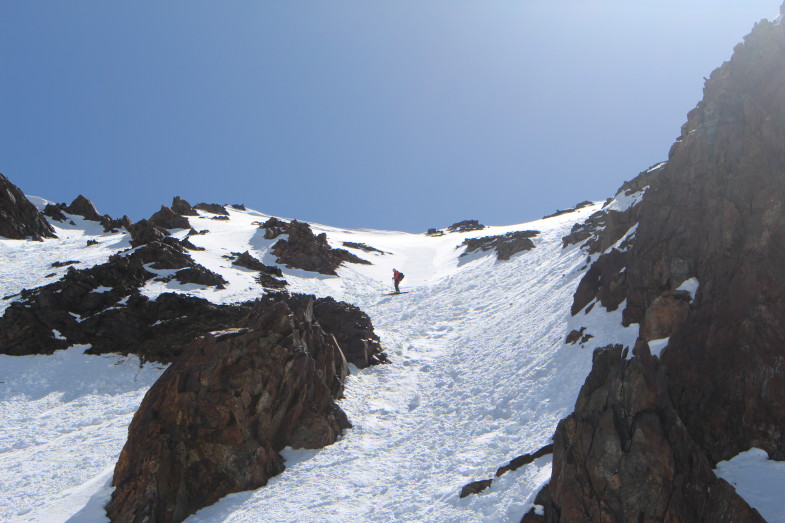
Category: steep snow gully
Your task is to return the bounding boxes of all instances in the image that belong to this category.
[2,194,775,522]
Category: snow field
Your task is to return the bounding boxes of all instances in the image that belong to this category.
[3,196,779,522]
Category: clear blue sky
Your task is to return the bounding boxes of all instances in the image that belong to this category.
[1,1,781,232]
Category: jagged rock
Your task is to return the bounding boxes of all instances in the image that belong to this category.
[272,220,370,276]
[425,228,444,237]
[460,230,539,261]
[127,218,169,246]
[194,202,229,215]
[0,173,56,240]
[171,196,199,216]
[544,345,763,522]
[106,298,352,523]
[66,194,102,221]
[150,205,191,230]
[261,217,290,239]
[447,219,485,233]
[230,203,246,211]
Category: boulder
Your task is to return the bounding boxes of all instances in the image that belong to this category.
[447,219,485,233]
[106,298,352,523]
[0,173,56,240]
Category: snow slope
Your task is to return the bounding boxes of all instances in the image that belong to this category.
[2,197,779,522]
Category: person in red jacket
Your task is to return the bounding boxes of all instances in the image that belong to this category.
[392,268,404,293]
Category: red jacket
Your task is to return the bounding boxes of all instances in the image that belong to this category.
[393,270,402,281]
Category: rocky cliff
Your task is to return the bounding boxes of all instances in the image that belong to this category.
[534,7,785,521]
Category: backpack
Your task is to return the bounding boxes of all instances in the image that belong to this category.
[398,272,404,281]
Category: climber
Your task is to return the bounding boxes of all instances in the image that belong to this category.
[392,268,405,293]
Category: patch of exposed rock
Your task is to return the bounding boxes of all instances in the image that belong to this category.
[542,200,594,219]
[231,251,287,289]
[271,220,370,275]
[0,173,57,240]
[0,240,231,361]
[106,297,353,523]
[460,230,539,261]
[427,219,486,236]
[541,345,763,522]
[342,241,389,255]
[194,202,229,215]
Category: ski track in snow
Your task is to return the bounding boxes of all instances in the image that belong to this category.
[4,199,776,522]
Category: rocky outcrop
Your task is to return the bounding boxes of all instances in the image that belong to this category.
[286,294,387,368]
[0,173,56,240]
[544,345,763,522]
[538,11,785,522]
[150,205,191,230]
[231,251,288,289]
[447,219,485,233]
[271,220,370,275]
[0,244,235,362]
[460,230,539,261]
[171,196,199,216]
[44,195,132,233]
[106,297,355,523]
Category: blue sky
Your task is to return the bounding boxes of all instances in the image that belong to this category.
[1,1,781,232]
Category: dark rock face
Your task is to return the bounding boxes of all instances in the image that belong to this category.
[542,14,785,522]
[0,173,56,240]
[460,230,539,261]
[150,205,191,230]
[260,217,290,239]
[272,220,370,275]
[545,346,763,522]
[106,298,353,523]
